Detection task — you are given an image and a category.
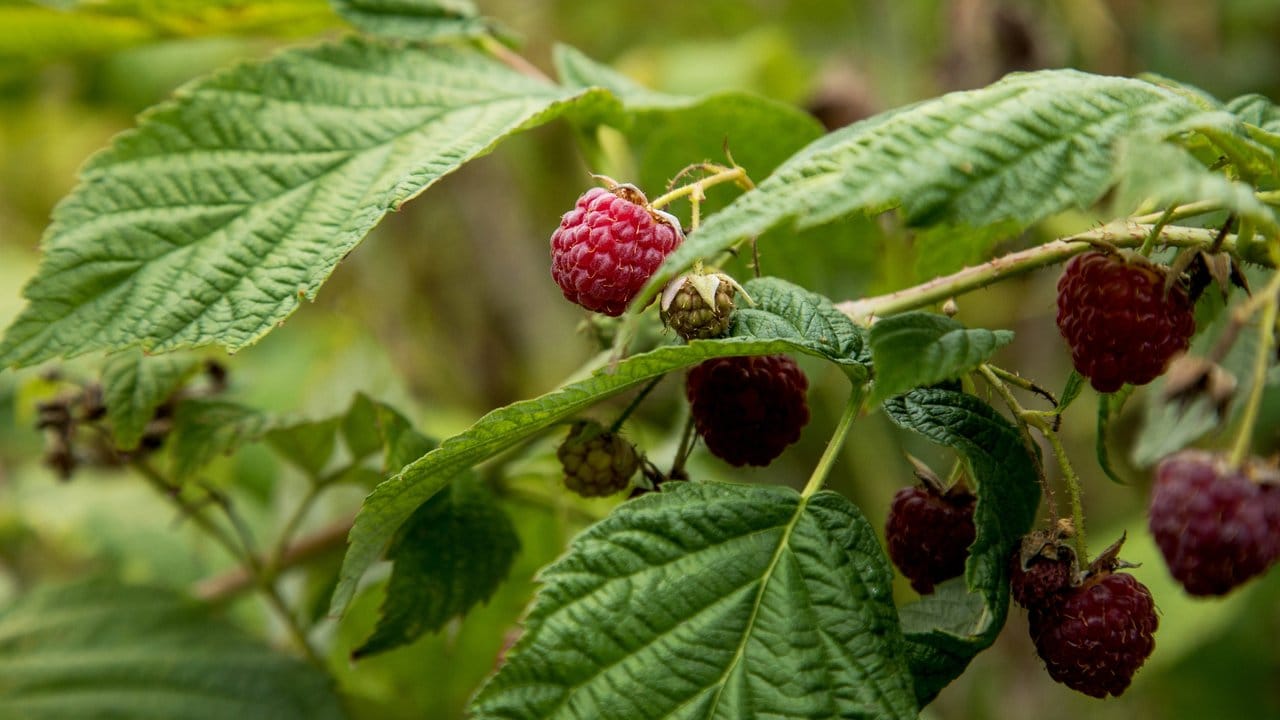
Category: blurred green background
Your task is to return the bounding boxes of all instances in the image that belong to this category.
[1,0,1278,718]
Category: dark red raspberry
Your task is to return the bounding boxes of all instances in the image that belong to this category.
[1149,450,1280,596]
[556,421,639,498]
[550,185,683,316]
[1010,545,1077,610]
[1055,251,1195,393]
[686,355,809,467]
[885,483,977,594]
[1029,570,1158,698]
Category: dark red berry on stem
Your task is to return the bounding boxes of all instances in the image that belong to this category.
[885,483,977,594]
[686,355,809,467]
[1149,450,1280,596]
[1056,251,1195,393]
[1029,570,1157,698]
[550,186,683,316]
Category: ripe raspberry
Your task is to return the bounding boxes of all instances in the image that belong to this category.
[1010,544,1076,610]
[885,483,977,594]
[1055,251,1195,393]
[686,355,809,467]
[556,421,639,498]
[1149,450,1280,596]
[1029,570,1158,698]
[660,271,737,341]
[550,185,684,316]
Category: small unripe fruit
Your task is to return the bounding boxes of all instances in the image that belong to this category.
[660,272,737,340]
[556,421,639,498]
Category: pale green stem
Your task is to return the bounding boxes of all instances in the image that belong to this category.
[838,222,1269,321]
[977,366,1059,527]
[801,384,867,498]
[1034,419,1090,564]
[1228,270,1280,467]
[1138,206,1177,256]
[649,166,749,210]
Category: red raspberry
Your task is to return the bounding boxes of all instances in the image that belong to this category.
[1149,450,1280,596]
[1010,545,1076,610]
[685,355,809,467]
[556,421,640,498]
[550,186,683,316]
[1055,251,1195,393]
[885,483,977,594]
[1029,570,1158,698]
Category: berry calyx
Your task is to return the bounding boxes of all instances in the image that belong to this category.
[885,480,977,594]
[1028,569,1158,698]
[1149,450,1280,596]
[556,420,640,498]
[1055,250,1195,393]
[550,183,684,317]
[1009,531,1078,610]
[685,355,809,467]
[660,270,742,341]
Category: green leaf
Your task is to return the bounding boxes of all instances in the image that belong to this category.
[1114,138,1280,233]
[265,417,341,479]
[330,336,869,616]
[372,399,435,472]
[100,348,199,451]
[730,276,868,370]
[1131,295,1263,467]
[1055,370,1085,413]
[1095,386,1135,484]
[553,45,823,201]
[469,482,918,720]
[169,399,275,479]
[869,312,1014,403]
[330,0,494,42]
[634,69,1236,306]
[340,392,385,461]
[883,388,1040,703]
[354,476,519,659]
[0,580,344,720]
[0,37,607,368]
[1227,93,1280,133]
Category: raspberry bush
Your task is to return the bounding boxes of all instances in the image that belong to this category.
[1,2,1279,719]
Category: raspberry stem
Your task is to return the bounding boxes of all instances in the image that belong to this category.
[977,365,1061,530]
[1228,269,1280,467]
[801,382,867,498]
[649,165,753,212]
[838,221,1270,321]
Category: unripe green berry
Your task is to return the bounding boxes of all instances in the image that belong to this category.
[660,272,737,340]
[556,420,639,497]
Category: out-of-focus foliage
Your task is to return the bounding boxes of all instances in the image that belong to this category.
[1,2,1279,719]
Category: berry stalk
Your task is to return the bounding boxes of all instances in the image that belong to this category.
[1228,269,1280,467]
[801,382,867,498]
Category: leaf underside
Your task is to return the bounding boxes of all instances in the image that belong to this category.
[469,482,918,720]
[636,69,1256,308]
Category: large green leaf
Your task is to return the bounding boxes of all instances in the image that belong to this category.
[635,69,1253,306]
[0,37,606,368]
[0,580,345,720]
[869,312,1013,403]
[883,388,1040,704]
[469,481,918,720]
[330,335,868,616]
[353,476,519,658]
[330,0,494,41]
[100,348,199,451]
